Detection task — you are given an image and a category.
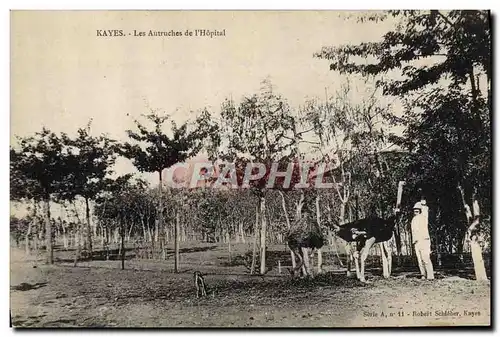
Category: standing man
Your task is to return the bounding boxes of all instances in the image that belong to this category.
[411,201,435,280]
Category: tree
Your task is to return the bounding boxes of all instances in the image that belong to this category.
[10,128,74,264]
[301,79,398,273]
[200,79,301,275]
[10,160,42,257]
[62,120,118,259]
[93,174,134,268]
[315,10,491,279]
[120,111,203,271]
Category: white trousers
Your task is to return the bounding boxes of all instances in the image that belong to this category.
[414,239,434,279]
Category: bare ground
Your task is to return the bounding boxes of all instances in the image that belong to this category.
[10,243,491,328]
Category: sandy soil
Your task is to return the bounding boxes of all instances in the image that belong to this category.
[10,244,491,328]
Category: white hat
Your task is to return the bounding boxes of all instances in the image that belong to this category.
[413,202,422,210]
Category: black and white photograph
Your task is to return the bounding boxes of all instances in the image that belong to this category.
[9,10,491,327]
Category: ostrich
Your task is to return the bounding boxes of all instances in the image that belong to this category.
[327,212,401,282]
[286,207,325,278]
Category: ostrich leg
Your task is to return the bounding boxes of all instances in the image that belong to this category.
[345,242,355,278]
[317,248,323,274]
[353,250,361,280]
[381,243,388,278]
[359,237,376,282]
[289,247,305,277]
[309,248,316,276]
[296,248,307,277]
[386,242,393,277]
[301,247,312,277]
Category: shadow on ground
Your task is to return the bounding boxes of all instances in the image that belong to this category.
[11,282,48,292]
[168,245,219,256]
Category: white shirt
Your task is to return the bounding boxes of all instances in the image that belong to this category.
[411,213,430,244]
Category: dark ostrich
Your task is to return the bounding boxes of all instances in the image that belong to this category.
[286,209,326,277]
[327,213,400,282]
[334,215,398,244]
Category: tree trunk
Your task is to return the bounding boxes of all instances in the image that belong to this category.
[469,233,487,280]
[228,232,232,263]
[121,216,125,270]
[140,217,147,244]
[127,222,134,242]
[55,222,60,242]
[38,221,43,241]
[148,227,153,243]
[339,202,346,225]
[458,185,488,281]
[25,219,32,256]
[73,221,82,267]
[148,228,154,258]
[467,206,487,280]
[43,195,53,264]
[154,220,159,243]
[250,203,259,275]
[174,210,180,273]
[436,232,442,267]
[25,202,37,256]
[259,196,267,275]
[316,195,323,274]
[326,200,343,267]
[157,170,163,246]
[33,223,39,260]
[279,190,296,270]
[394,218,402,255]
[98,224,104,249]
[239,222,246,243]
[84,197,92,259]
[296,192,305,218]
[61,221,68,249]
[105,227,110,260]
[337,200,348,268]
[235,224,240,243]
[182,225,187,242]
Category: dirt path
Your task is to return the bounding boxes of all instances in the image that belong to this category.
[10,248,490,327]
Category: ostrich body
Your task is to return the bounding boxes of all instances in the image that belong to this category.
[329,214,399,282]
[286,212,325,277]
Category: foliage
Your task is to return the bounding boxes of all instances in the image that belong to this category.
[10,11,491,262]
[120,111,204,177]
[10,216,29,243]
[10,128,74,200]
[61,120,118,202]
[315,10,491,250]
[315,10,490,96]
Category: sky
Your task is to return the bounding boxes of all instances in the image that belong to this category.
[11,11,399,185]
